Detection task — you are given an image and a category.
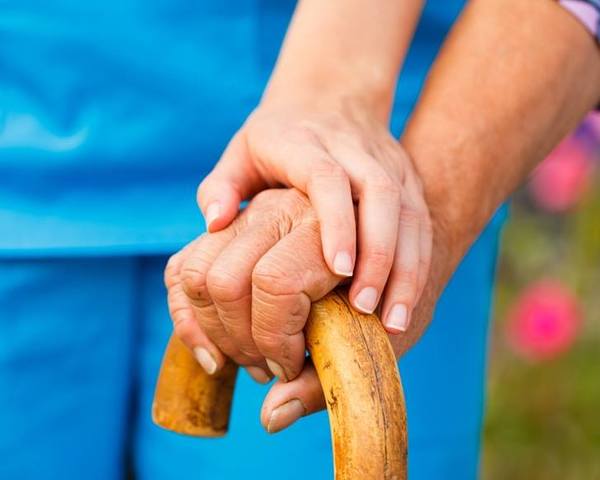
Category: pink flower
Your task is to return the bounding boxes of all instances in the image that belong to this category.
[529,136,595,212]
[505,280,582,361]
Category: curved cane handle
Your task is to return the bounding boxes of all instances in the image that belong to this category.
[152,288,407,479]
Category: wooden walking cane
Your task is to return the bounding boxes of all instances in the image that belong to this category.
[152,288,408,479]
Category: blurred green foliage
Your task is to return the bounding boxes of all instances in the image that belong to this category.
[482,176,600,479]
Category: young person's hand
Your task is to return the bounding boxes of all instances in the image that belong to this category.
[198,102,431,333]
[195,0,427,329]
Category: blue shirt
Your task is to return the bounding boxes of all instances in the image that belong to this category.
[0,0,470,256]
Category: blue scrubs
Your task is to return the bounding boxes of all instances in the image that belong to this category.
[0,1,506,478]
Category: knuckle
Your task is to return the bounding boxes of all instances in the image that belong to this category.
[397,285,419,306]
[365,244,394,272]
[273,125,314,156]
[164,254,180,289]
[278,189,312,225]
[197,312,223,337]
[394,267,420,296]
[252,262,279,293]
[252,259,295,297]
[252,324,287,356]
[199,327,239,362]
[399,207,421,226]
[329,213,355,234]
[253,293,309,337]
[281,187,310,209]
[335,127,368,150]
[181,266,208,301]
[172,314,197,345]
[252,326,303,378]
[251,189,276,207]
[290,123,320,142]
[309,161,347,186]
[206,265,246,304]
[366,170,398,195]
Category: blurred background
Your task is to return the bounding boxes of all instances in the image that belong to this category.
[482,113,600,479]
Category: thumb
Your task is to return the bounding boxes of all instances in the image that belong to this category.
[260,362,326,434]
[197,133,266,232]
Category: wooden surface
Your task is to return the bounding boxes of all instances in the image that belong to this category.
[307,290,407,479]
[152,335,238,437]
[152,287,407,479]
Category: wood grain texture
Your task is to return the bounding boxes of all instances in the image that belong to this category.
[152,287,407,479]
[152,335,238,437]
[307,290,407,480]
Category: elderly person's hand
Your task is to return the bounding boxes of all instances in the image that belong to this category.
[165,187,432,386]
[166,187,445,428]
[166,189,339,383]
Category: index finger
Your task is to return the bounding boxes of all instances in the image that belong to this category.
[255,130,357,277]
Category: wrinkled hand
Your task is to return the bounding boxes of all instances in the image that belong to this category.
[166,188,449,433]
[261,210,453,433]
[197,100,431,333]
[166,189,341,384]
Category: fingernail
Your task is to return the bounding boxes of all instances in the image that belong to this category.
[385,304,409,333]
[333,251,353,277]
[354,287,378,314]
[193,347,217,375]
[205,202,220,229]
[266,359,287,382]
[267,399,306,434]
[246,366,271,384]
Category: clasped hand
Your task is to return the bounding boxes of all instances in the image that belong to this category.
[166,102,432,432]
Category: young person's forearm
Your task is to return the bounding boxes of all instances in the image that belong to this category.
[263,0,424,121]
[403,0,600,263]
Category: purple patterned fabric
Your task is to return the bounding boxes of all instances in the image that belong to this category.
[559,0,600,41]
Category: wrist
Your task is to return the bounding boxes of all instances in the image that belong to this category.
[261,67,396,123]
[259,0,423,125]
